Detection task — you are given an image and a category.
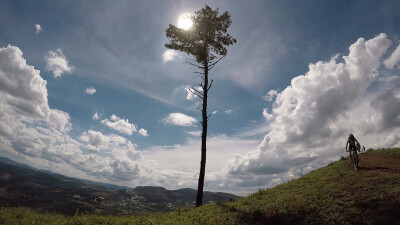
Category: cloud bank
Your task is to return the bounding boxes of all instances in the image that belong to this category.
[0,45,152,187]
[223,33,400,192]
[1,32,400,195]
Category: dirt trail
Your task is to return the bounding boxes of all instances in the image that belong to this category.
[357,152,400,174]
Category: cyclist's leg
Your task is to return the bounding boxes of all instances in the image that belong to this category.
[350,146,356,162]
[349,148,352,161]
[355,151,359,164]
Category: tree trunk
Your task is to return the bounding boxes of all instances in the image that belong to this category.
[196,60,208,207]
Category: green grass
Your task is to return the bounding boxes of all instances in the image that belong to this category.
[1,148,400,225]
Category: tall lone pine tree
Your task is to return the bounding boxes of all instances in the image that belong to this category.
[165,5,236,207]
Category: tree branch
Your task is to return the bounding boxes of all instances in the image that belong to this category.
[185,59,204,69]
[208,55,226,70]
[208,79,213,91]
[189,85,204,99]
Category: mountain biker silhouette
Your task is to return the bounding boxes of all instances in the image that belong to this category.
[346,134,360,162]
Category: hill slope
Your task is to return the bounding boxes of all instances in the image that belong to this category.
[1,148,399,224]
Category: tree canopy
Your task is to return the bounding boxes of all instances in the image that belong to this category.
[165,5,236,64]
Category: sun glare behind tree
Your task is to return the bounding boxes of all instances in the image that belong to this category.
[177,14,193,30]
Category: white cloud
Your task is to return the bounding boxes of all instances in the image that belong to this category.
[0,45,50,120]
[264,89,278,101]
[35,24,42,34]
[0,45,87,177]
[101,114,137,135]
[162,49,177,63]
[45,49,73,78]
[212,110,218,115]
[224,33,400,192]
[80,129,104,149]
[262,108,273,120]
[49,109,72,133]
[92,112,100,120]
[224,109,233,114]
[143,135,260,192]
[73,130,143,180]
[85,87,96,95]
[185,85,203,100]
[162,113,197,126]
[186,131,201,136]
[138,128,149,137]
[384,42,400,69]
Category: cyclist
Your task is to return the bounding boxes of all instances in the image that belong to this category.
[346,134,360,162]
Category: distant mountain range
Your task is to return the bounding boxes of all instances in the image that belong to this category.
[0,157,239,215]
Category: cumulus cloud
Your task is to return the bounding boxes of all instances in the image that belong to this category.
[45,49,73,77]
[224,33,400,191]
[92,112,100,120]
[49,109,72,133]
[101,114,137,135]
[0,45,80,172]
[85,87,96,95]
[162,113,197,126]
[79,129,103,149]
[138,128,149,137]
[35,24,42,34]
[384,42,400,69]
[369,88,400,130]
[0,45,50,120]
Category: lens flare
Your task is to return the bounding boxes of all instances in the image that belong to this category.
[178,14,192,30]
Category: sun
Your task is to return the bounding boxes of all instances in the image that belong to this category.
[177,14,193,30]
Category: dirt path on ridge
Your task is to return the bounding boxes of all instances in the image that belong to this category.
[356,152,400,175]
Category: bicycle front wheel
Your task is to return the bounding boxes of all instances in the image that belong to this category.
[352,152,358,171]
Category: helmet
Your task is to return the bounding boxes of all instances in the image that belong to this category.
[349,134,354,139]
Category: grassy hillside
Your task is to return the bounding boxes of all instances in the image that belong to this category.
[1,148,400,225]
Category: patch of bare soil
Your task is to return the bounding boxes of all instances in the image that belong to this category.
[358,153,400,174]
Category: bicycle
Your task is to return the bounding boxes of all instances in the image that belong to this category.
[346,148,359,171]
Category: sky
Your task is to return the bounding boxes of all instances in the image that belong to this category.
[1,0,400,196]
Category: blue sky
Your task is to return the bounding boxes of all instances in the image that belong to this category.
[1,0,400,195]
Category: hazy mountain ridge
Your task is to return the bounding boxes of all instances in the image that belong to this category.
[0,158,239,215]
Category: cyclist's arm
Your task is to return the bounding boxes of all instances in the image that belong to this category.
[345,140,349,151]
